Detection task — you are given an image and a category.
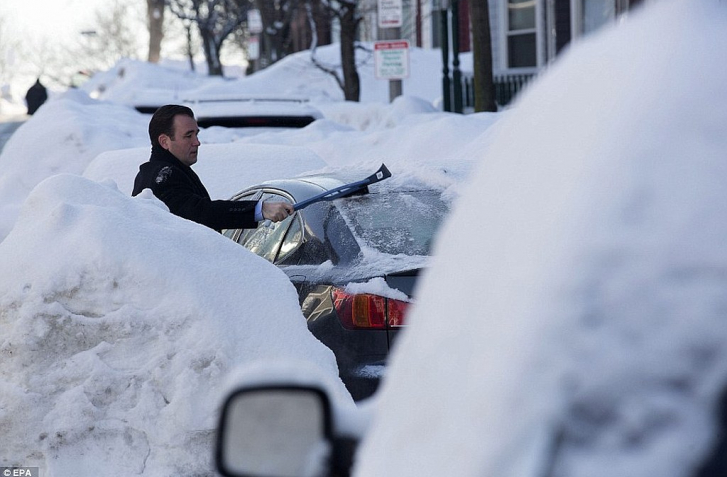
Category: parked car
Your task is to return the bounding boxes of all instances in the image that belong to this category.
[183,96,322,128]
[222,168,450,400]
[134,95,322,129]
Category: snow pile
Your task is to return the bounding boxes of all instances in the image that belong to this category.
[0,92,148,239]
[170,44,446,105]
[80,58,219,106]
[233,96,499,193]
[355,1,727,476]
[0,175,348,474]
[77,44,448,108]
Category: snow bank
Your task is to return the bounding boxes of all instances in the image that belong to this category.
[80,58,217,106]
[0,174,348,475]
[355,1,727,476]
[0,91,148,240]
[231,96,498,192]
[185,44,446,105]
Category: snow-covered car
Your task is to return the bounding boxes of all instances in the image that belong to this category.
[212,2,727,477]
[221,166,450,401]
[183,96,323,128]
[134,95,323,128]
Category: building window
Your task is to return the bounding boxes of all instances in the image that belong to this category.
[507,0,537,68]
[582,0,615,34]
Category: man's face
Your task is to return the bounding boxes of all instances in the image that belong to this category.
[161,114,200,166]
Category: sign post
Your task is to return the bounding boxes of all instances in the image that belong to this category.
[247,36,260,61]
[247,9,263,71]
[377,0,405,102]
[247,9,263,34]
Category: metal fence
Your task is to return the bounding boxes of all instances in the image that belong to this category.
[461,73,535,110]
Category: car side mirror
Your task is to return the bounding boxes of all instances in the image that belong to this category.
[215,385,334,477]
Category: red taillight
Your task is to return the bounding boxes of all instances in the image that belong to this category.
[387,298,409,327]
[332,288,410,330]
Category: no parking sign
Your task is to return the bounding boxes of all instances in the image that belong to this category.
[374,40,410,80]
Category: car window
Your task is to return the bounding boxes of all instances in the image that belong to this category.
[226,191,295,263]
[277,215,303,264]
[337,190,448,256]
[322,204,361,265]
[285,201,361,266]
[222,228,237,240]
[238,216,294,262]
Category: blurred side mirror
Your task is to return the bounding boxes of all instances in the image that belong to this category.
[216,386,333,477]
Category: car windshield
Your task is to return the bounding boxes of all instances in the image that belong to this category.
[336,190,449,256]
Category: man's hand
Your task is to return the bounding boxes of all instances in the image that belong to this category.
[262,201,294,222]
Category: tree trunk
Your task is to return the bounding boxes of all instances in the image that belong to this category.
[470,0,497,111]
[185,24,195,71]
[339,8,360,102]
[200,31,224,75]
[147,0,165,63]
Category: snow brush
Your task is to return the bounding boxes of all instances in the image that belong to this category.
[292,163,392,211]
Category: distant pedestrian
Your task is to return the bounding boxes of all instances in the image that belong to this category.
[132,104,293,232]
[25,78,48,115]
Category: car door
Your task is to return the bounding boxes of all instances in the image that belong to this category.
[223,189,299,264]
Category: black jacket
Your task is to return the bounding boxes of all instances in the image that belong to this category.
[132,146,258,232]
[25,80,48,115]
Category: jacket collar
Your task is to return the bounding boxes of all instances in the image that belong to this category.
[150,145,187,168]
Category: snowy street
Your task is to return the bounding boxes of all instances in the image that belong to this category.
[1,0,727,476]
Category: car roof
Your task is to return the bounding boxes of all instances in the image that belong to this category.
[233,173,348,203]
[233,169,449,205]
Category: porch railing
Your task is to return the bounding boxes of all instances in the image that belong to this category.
[460,73,535,110]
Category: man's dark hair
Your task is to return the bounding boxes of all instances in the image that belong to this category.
[148,104,195,149]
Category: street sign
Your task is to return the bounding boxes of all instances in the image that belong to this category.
[247,9,263,34]
[248,36,260,60]
[378,0,403,28]
[374,40,410,80]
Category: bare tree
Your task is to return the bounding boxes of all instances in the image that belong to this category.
[469,0,496,111]
[309,0,367,102]
[182,21,199,71]
[159,4,202,70]
[167,0,249,75]
[252,0,296,66]
[75,0,146,70]
[234,0,331,73]
[148,0,166,63]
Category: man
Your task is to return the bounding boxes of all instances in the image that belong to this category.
[132,104,293,231]
[25,78,48,115]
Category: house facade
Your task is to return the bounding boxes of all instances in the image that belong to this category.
[354,0,646,107]
[365,0,646,76]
